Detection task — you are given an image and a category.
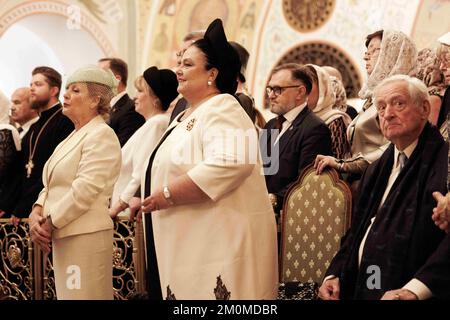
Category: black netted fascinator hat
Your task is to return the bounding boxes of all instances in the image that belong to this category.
[143,66,179,110]
[195,18,241,95]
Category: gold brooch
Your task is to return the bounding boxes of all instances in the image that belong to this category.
[186,118,196,131]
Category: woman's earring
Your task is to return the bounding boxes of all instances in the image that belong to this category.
[207,80,212,86]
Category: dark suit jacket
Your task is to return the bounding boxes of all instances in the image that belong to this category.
[437,86,450,128]
[109,93,145,146]
[13,104,74,217]
[261,107,332,212]
[0,129,21,215]
[326,124,450,299]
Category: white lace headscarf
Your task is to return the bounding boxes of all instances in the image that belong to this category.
[307,64,352,126]
[330,76,348,112]
[359,30,418,100]
[417,48,446,96]
[0,89,21,150]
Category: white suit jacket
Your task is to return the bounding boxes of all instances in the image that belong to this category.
[140,94,279,299]
[35,115,121,239]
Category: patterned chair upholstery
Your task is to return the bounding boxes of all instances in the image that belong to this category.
[279,164,352,289]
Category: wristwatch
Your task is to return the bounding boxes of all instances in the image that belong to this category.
[163,186,175,206]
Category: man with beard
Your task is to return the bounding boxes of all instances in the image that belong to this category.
[11,66,73,221]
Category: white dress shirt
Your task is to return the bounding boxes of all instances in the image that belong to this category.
[274,102,307,145]
[110,91,127,108]
[18,116,39,139]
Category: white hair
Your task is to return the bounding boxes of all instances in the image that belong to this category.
[373,74,429,108]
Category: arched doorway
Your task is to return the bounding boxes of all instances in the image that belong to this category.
[0,1,115,98]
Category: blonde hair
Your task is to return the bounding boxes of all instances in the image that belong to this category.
[134,76,162,110]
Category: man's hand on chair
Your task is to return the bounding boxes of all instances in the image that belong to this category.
[318,277,340,300]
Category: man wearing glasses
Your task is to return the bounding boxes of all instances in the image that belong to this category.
[261,63,332,224]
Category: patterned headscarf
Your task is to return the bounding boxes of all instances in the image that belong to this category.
[330,76,348,112]
[307,64,351,126]
[359,30,418,99]
[417,48,446,96]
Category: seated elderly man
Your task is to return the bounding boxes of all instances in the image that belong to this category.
[319,74,450,300]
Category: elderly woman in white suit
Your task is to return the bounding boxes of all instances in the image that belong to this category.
[131,19,278,300]
[29,66,121,300]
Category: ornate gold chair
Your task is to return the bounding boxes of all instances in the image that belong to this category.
[278,164,351,298]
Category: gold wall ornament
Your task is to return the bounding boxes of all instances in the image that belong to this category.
[282,0,336,33]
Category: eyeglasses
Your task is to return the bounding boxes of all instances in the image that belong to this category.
[266,85,301,96]
[376,99,408,116]
[364,47,381,58]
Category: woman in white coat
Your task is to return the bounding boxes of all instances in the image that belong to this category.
[29,66,122,299]
[133,19,278,300]
[109,66,179,219]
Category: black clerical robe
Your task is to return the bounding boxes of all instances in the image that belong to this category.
[13,104,74,218]
[325,123,450,299]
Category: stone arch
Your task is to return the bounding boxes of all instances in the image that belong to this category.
[0,0,115,56]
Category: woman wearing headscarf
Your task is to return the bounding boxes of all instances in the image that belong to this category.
[435,32,450,138]
[315,30,417,182]
[304,64,352,159]
[0,91,21,217]
[134,19,278,300]
[109,67,179,219]
[431,31,450,233]
[416,48,447,126]
[29,66,122,299]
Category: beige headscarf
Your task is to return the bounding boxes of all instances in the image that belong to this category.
[359,30,417,100]
[330,76,348,112]
[307,64,352,126]
[417,48,446,96]
[0,90,21,150]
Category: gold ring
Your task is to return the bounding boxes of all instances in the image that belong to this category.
[394,293,400,300]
